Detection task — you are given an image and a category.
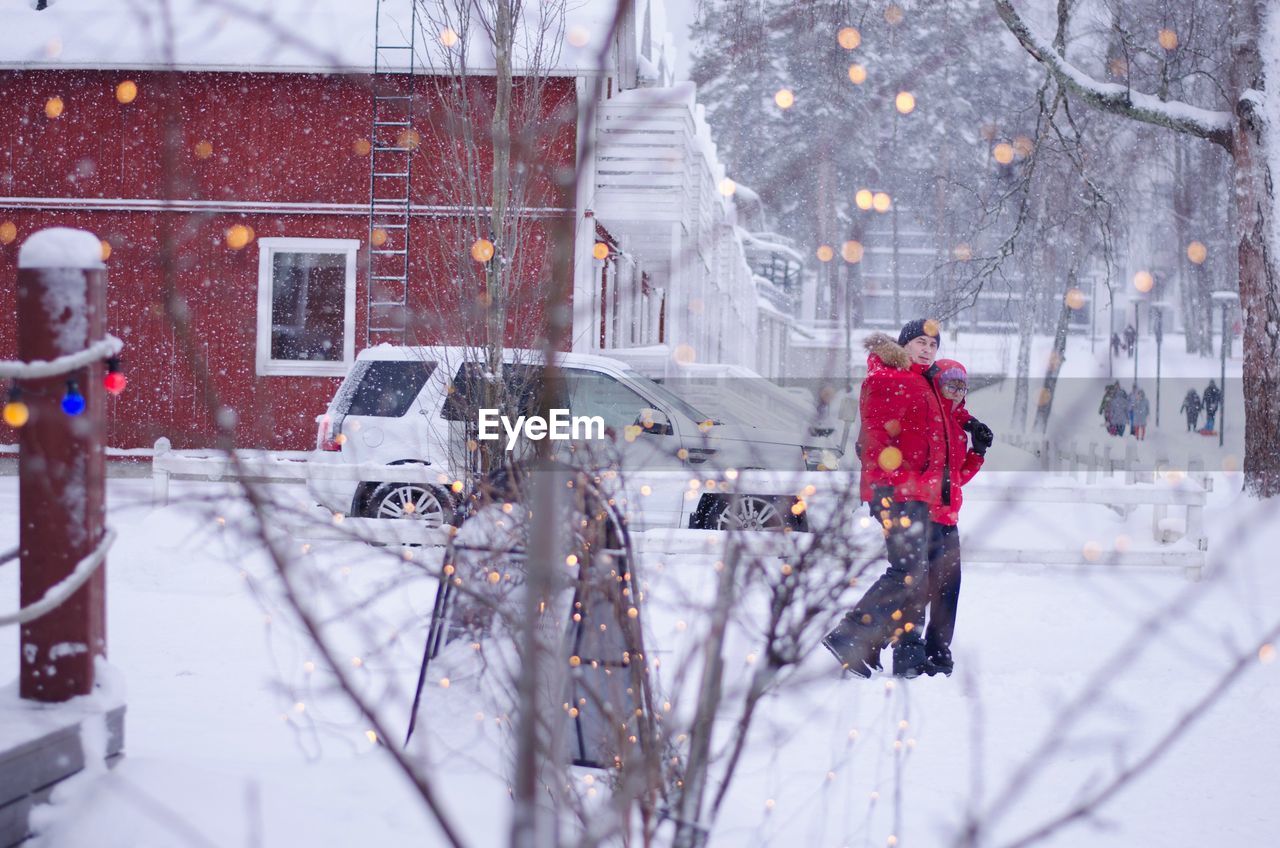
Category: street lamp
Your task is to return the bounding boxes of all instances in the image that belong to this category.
[1132,299,1140,391]
[1210,291,1239,448]
[1107,287,1116,379]
[1089,274,1098,354]
[1150,302,1169,427]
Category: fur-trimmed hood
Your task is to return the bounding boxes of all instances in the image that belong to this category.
[863,332,912,370]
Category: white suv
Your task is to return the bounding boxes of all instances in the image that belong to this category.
[307,346,839,532]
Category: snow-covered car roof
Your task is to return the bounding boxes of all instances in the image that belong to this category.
[356,343,639,375]
[0,0,630,75]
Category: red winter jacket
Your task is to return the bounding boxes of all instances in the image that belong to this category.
[929,358,985,525]
[857,333,952,508]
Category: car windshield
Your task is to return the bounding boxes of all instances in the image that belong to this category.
[623,370,717,425]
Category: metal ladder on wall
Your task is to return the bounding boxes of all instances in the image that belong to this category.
[366,0,419,347]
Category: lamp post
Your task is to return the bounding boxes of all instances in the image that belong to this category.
[1151,302,1168,428]
[1089,273,1097,354]
[1132,300,1140,391]
[1107,289,1115,379]
[1210,291,1239,449]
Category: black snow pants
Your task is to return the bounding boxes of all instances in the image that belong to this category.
[844,498,932,647]
[924,523,962,657]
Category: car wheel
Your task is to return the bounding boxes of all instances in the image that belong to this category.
[701,494,796,532]
[366,482,451,527]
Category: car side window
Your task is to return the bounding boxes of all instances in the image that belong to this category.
[341,361,435,417]
[566,369,652,432]
[441,362,565,422]
[440,363,481,422]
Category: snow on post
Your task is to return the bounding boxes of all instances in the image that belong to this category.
[15,227,109,701]
[17,227,107,271]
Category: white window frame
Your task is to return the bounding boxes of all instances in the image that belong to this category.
[255,237,358,376]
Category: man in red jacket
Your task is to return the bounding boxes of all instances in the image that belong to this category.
[824,319,950,678]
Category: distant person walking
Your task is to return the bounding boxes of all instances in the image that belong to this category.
[1099,381,1120,435]
[1180,389,1202,432]
[1123,324,1137,357]
[1130,388,1150,440]
[1203,379,1222,432]
[1111,384,1131,438]
[1111,332,1122,359]
[1106,384,1130,437]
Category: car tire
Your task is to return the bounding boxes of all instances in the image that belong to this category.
[363,482,455,527]
[694,494,805,532]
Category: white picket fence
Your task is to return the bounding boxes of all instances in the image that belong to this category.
[150,437,455,500]
[150,437,456,547]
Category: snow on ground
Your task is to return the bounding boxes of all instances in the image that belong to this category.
[1,453,1278,846]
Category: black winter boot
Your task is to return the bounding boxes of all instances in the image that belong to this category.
[925,646,954,677]
[892,637,928,679]
[822,616,882,679]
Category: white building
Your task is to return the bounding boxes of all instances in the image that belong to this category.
[574,2,797,390]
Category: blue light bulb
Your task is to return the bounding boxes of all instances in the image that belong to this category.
[62,382,86,416]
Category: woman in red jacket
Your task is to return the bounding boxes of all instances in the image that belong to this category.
[922,359,991,676]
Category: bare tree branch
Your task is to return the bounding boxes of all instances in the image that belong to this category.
[991,0,1234,149]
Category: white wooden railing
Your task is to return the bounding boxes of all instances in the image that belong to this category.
[986,433,1210,578]
[149,437,454,503]
[144,435,1209,577]
[150,438,455,547]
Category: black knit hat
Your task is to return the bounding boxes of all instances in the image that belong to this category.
[897,318,939,347]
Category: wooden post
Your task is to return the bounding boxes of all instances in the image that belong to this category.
[152,437,172,505]
[1086,442,1098,484]
[1187,456,1203,488]
[16,228,108,701]
[1187,456,1209,555]
[1124,442,1137,485]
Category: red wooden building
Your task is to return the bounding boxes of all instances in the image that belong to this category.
[0,0,662,451]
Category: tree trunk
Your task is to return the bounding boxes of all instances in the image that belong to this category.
[1011,292,1034,431]
[1231,0,1280,497]
[1233,106,1280,496]
[1173,140,1206,355]
[1034,279,1074,433]
[673,551,740,848]
[479,2,515,476]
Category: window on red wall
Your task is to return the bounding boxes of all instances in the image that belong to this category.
[256,238,358,376]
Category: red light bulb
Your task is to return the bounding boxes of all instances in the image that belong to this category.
[104,371,127,395]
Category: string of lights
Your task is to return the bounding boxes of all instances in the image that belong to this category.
[1,335,126,427]
[0,528,116,628]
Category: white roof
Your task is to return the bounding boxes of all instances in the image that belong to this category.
[0,0,628,75]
